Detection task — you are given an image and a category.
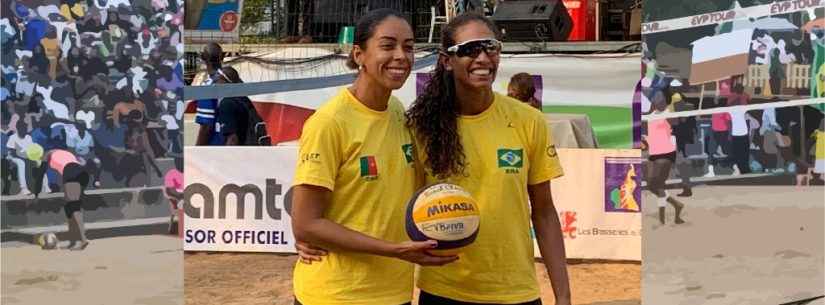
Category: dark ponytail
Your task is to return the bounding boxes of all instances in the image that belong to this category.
[405,13,501,179]
[346,8,407,70]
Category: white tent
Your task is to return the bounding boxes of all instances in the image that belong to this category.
[690,29,754,85]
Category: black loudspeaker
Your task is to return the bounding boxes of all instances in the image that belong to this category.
[491,0,573,42]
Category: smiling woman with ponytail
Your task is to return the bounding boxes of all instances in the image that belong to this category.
[289,8,456,305]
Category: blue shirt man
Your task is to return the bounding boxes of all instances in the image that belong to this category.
[195,73,224,145]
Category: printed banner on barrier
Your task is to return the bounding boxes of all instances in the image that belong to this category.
[234,54,640,149]
[184,146,641,260]
[183,146,296,252]
[534,149,642,260]
[641,0,823,34]
[604,157,643,213]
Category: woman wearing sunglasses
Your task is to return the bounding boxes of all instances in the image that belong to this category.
[405,13,572,305]
[290,9,457,305]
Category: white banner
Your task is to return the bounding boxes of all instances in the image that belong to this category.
[536,149,643,261]
[221,53,640,109]
[183,146,296,252]
[641,0,823,35]
[184,147,642,260]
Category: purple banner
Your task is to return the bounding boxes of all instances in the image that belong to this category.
[416,73,432,96]
[531,74,543,104]
[604,157,643,213]
[632,80,642,149]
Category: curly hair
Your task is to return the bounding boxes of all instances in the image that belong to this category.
[405,13,501,179]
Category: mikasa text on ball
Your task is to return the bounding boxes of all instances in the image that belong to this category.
[405,183,480,256]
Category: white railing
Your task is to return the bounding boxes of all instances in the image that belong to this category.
[743,64,811,91]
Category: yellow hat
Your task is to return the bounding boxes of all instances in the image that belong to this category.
[26,144,44,163]
[671,93,682,103]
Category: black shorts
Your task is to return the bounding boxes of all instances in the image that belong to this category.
[648,151,677,163]
[418,290,542,305]
[64,200,82,218]
[294,299,410,305]
[62,163,89,188]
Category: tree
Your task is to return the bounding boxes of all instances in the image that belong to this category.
[241,0,271,35]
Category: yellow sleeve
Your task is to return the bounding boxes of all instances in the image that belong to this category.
[527,114,563,185]
[294,113,343,191]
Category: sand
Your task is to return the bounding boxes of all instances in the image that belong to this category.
[6,185,818,305]
[184,252,640,305]
[1,235,183,305]
[642,185,825,305]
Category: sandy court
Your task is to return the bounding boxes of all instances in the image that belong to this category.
[642,186,825,305]
[184,251,640,305]
[1,235,183,305]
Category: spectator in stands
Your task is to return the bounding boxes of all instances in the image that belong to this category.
[507,72,541,110]
[67,122,101,187]
[761,106,782,172]
[705,98,731,177]
[729,108,751,175]
[769,48,785,96]
[195,42,225,146]
[6,120,35,195]
[160,96,183,154]
[728,83,750,106]
[802,119,825,185]
[668,92,696,197]
[1,121,13,195]
[124,118,163,185]
[728,85,752,175]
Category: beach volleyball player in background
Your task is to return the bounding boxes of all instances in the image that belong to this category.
[32,147,92,250]
[290,9,457,305]
[643,91,686,225]
[404,13,572,305]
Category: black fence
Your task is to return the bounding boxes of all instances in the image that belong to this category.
[241,0,474,43]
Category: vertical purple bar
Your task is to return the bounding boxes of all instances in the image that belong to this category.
[416,73,433,96]
[632,80,642,149]
[532,75,543,104]
[604,158,642,213]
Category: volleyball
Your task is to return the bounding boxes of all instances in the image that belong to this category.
[405,183,480,256]
[36,232,59,250]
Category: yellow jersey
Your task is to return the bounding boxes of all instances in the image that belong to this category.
[293,89,417,305]
[415,93,564,303]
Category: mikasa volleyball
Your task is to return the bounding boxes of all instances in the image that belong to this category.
[405,183,480,256]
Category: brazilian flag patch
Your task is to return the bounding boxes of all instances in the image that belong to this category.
[402,144,414,163]
[497,149,523,168]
